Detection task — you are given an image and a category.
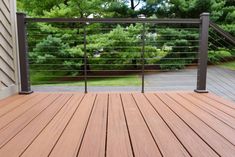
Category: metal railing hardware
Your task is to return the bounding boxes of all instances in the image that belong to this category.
[16,12,223,94]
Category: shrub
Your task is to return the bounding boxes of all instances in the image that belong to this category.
[220,24,235,36]
[30,35,69,64]
[159,59,187,70]
[208,49,232,64]
[30,35,84,74]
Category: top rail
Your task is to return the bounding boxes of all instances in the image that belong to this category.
[25,18,201,24]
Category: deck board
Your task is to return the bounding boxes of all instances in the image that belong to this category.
[147,93,218,157]
[121,93,162,157]
[50,93,96,157]
[181,93,235,129]
[0,95,24,108]
[106,93,133,157]
[0,94,60,147]
[21,93,84,157]
[0,93,36,117]
[78,94,108,157]
[167,93,235,145]
[0,94,48,130]
[191,93,235,118]
[205,93,235,109]
[164,93,235,157]
[132,93,190,157]
[0,94,72,156]
[0,92,234,157]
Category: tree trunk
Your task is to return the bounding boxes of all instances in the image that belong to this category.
[130,0,135,10]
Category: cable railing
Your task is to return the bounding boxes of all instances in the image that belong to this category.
[17,12,211,93]
[205,22,235,99]
[208,22,235,65]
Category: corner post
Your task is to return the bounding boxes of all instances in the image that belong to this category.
[17,13,33,94]
[195,13,210,93]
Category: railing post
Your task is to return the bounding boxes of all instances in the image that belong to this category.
[195,13,210,93]
[141,23,146,93]
[83,25,88,93]
[17,13,33,94]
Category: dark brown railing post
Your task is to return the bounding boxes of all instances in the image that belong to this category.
[141,23,146,93]
[17,13,33,94]
[195,13,210,93]
[83,25,88,93]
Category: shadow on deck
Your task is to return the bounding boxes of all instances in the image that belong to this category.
[0,92,235,157]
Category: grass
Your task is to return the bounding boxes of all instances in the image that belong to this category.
[31,72,141,86]
[220,61,235,70]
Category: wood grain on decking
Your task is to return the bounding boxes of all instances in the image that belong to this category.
[0,92,234,157]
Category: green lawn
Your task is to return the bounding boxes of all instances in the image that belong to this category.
[220,61,235,70]
[31,72,141,86]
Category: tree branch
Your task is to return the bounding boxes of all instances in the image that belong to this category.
[134,0,141,9]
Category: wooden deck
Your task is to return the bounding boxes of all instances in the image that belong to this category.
[0,92,235,157]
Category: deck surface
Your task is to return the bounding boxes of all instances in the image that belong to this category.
[0,92,235,157]
[145,66,235,102]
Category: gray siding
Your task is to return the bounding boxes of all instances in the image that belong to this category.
[0,0,19,99]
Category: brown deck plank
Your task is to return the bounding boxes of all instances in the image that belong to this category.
[121,93,162,157]
[180,93,235,128]
[132,93,190,157]
[21,93,84,157]
[161,93,235,157]
[0,93,36,117]
[106,94,133,157]
[0,94,60,147]
[193,93,235,117]
[0,95,24,108]
[0,94,49,130]
[49,93,96,157]
[167,93,235,145]
[78,94,108,157]
[0,94,72,157]
[145,93,218,157]
[205,93,235,109]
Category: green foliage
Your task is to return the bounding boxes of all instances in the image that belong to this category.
[17,0,235,84]
[208,49,232,63]
[17,0,64,15]
[30,35,84,76]
[104,1,136,17]
[221,24,235,36]
[30,35,69,63]
[86,24,171,70]
[43,4,73,17]
[43,0,106,18]
[153,27,199,69]
[145,47,168,64]
[29,24,170,73]
[159,59,187,70]
[221,61,235,70]
[31,74,141,86]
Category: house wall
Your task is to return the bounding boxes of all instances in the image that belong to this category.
[0,0,19,99]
